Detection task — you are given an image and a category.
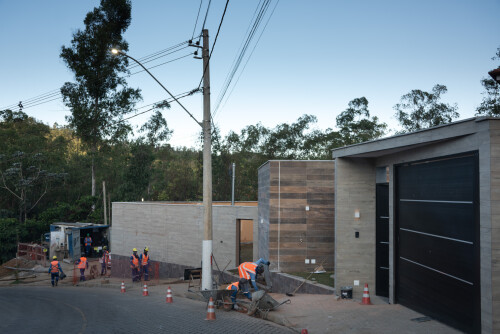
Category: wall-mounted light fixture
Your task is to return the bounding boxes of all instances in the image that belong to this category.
[354,209,360,220]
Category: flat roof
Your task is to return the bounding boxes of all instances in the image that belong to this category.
[332,117,498,158]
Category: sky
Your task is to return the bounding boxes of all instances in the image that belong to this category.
[0,0,499,148]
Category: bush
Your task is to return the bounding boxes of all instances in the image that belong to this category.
[0,218,18,264]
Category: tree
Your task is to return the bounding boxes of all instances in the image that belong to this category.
[336,97,387,145]
[60,0,141,197]
[0,151,66,223]
[476,47,500,117]
[394,84,459,133]
[139,109,173,148]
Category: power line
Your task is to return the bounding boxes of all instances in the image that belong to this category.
[130,53,193,76]
[191,0,203,40]
[198,0,212,44]
[196,0,230,90]
[212,0,274,117]
[1,41,195,111]
[215,0,279,119]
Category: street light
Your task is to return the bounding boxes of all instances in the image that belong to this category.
[111,32,214,290]
[489,68,500,84]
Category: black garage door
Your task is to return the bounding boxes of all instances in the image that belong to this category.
[395,153,480,333]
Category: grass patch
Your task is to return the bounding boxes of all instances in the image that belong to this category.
[286,271,334,287]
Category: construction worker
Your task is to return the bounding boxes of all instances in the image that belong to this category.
[226,278,252,310]
[100,246,109,276]
[238,258,270,291]
[140,247,150,281]
[84,233,92,257]
[130,248,140,282]
[48,256,64,287]
[75,255,88,281]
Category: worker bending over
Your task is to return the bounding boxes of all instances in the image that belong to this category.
[100,246,109,276]
[75,256,88,281]
[130,248,140,282]
[226,278,252,310]
[238,258,270,291]
[140,247,150,281]
[49,256,65,287]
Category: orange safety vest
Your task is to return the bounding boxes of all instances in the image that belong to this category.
[226,282,239,290]
[78,257,87,269]
[100,250,109,264]
[238,262,257,279]
[131,255,139,268]
[50,260,60,273]
[84,237,92,246]
[141,254,149,266]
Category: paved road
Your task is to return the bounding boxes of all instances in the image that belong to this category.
[0,286,293,334]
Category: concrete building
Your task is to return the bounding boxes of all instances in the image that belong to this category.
[258,160,335,272]
[332,117,500,334]
[110,202,257,279]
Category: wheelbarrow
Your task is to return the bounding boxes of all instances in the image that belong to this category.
[246,290,291,317]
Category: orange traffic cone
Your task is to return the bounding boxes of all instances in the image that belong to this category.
[205,297,216,320]
[166,286,173,303]
[142,284,149,296]
[121,281,126,293]
[361,283,372,305]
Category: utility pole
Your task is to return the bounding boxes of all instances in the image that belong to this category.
[201,29,213,291]
[103,181,107,225]
[231,163,235,206]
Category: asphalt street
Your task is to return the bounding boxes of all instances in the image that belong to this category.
[0,286,293,334]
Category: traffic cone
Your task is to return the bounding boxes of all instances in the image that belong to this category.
[205,297,216,320]
[166,286,173,303]
[361,283,372,305]
[142,283,149,296]
[121,281,126,293]
[301,330,308,334]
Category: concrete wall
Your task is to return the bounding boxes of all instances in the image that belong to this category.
[258,163,271,263]
[490,121,500,333]
[334,158,376,299]
[111,203,258,271]
[333,118,498,332]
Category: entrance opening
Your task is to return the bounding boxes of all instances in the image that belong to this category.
[236,219,253,264]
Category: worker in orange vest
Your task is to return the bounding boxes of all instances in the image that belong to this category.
[140,247,150,281]
[238,258,270,291]
[75,256,88,281]
[130,248,140,282]
[100,246,109,276]
[83,233,92,257]
[48,256,65,287]
[226,278,252,310]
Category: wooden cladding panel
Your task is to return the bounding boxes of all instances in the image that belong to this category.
[263,160,335,272]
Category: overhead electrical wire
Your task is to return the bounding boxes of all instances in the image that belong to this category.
[212,0,274,117]
[215,0,279,119]
[197,0,230,90]
[191,0,203,40]
[197,0,212,44]
[1,40,195,111]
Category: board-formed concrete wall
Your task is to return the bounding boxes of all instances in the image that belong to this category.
[110,203,257,271]
[258,160,335,273]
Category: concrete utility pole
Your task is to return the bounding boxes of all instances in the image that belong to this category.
[231,163,235,206]
[103,181,107,225]
[201,29,213,291]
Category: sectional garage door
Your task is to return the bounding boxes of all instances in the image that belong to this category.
[395,153,480,333]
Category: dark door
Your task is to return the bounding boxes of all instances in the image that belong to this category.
[376,183,389,297]
[395,153,480,333]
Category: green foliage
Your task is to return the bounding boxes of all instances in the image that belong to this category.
[336,97,387,146]
[476,47,500,116]
[0,218,18,264]
[60,0,141,196]
[394,84,459,133]
[118,141,154,201]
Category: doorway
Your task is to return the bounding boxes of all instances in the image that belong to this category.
[236,219,253,265]
[376,183,389,297]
